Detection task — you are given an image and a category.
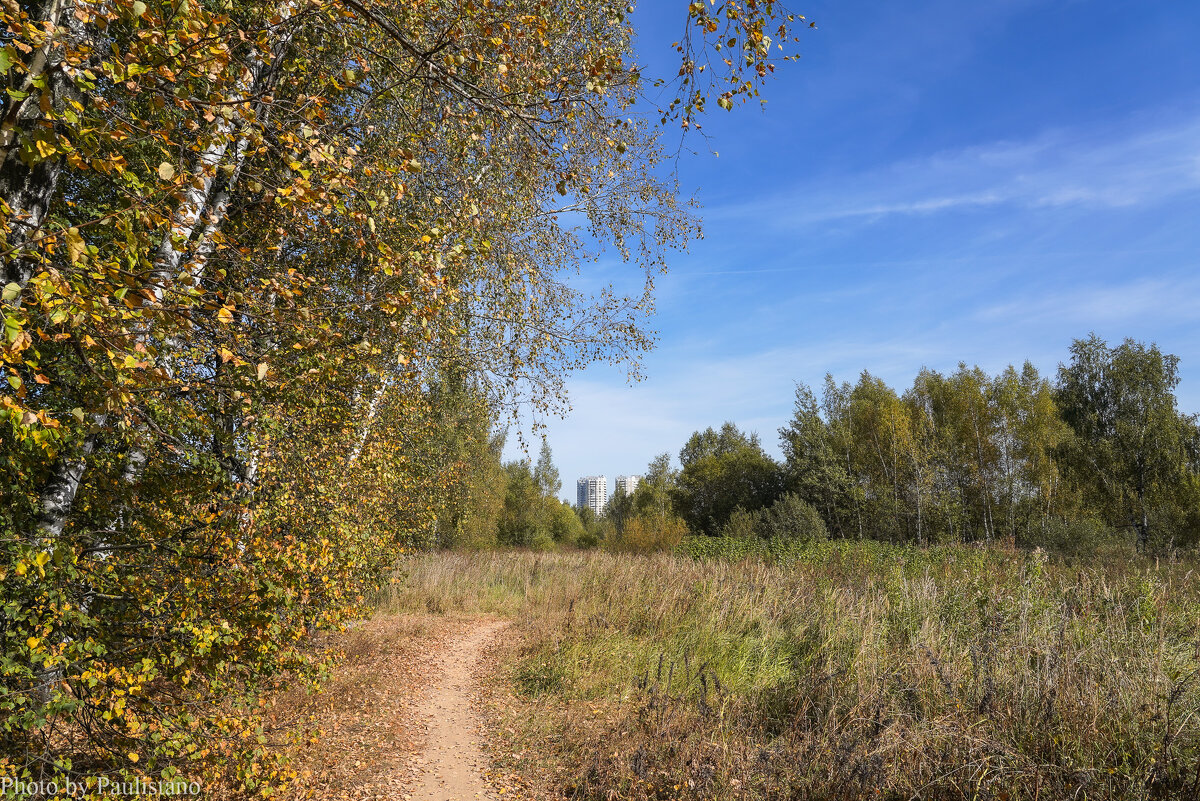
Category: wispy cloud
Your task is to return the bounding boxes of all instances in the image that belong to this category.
[973,273,1200,328]
[707,113,1200,227]
[528,4,1200,494]
[513,338,966,498]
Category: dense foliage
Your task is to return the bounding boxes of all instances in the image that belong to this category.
[652,335,1200,551]
[468,334,1199,557]
[0,0,808,792]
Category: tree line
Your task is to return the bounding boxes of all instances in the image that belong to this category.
[441,435,690,553]
[670,335,1199,551]
[471,335,1198,555]
[0,0,807,791]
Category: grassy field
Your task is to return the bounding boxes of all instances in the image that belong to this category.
[380,542,1200,800]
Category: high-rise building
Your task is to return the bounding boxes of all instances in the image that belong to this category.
[615,474,642,497]
[576,475,608,516]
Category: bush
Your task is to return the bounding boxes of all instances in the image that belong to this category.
[576,528,603,549]
[608,514,687,553]
[527,529,558,552]
[577,516,614,549]
[758,492,827,541]
[548,500,585,546]
[719,506,760,538]
[1022,516,1117,554]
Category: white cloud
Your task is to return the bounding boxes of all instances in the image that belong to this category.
[707,113,1200,226]
[973,274,1200,328]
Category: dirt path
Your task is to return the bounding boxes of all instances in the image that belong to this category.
[403,619,511,801]
[275,616,517,801]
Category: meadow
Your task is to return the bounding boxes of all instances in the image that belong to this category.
[382,542,1200,800]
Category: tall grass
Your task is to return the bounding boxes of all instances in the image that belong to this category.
[381,544,1200,800]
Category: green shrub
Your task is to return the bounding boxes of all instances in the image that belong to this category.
[548,500,585,545]
[757,492,828,541]
[608,514,688,553]
[719,506,760,538]
[1022,516,1117,554]
[527,529,558,552]
[675,535,758,561]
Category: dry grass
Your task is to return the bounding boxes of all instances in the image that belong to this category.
[382,545,1200,800]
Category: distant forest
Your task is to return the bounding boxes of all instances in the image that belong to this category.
[461,335,1200,554]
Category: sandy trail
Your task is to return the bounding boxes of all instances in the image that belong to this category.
[404,619,511,801]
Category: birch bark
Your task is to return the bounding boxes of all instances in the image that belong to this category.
[31,4,297,539]
[0,0,87,297]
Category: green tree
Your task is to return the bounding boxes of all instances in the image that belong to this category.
[547,498,585,546]
[821,376,868,539]
[0,0,810,789]
[432,382,507,551]
[532,439,563,539]
[935,365,1003,542]
[498,460,543,547]
[630,452,677,518]
[902,372,943,545]
[993,362,1073,543]
[780,383,853,536]
[843,373,917,543]
[720,507,761,539]
[534,441,563,500]
[674,423,782,535]
[574,503,614,549]
[607,485,634,534]
[757,492,828,541]
[1057,335,1192,550]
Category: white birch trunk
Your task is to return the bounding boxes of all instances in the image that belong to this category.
[1,0,86,296]
[348,380,391,467]
[36,2,298,538]
[35,431,97,541]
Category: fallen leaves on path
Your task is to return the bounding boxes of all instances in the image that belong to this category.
[268,615,524,801]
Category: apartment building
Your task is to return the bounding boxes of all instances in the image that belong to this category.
[576,475,608,516]
[615,474,642,497]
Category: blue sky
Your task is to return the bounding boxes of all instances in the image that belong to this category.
[511,0,1200,501]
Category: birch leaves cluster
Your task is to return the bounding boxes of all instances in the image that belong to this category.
[0,0,806,792]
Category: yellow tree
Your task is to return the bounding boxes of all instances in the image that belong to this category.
[1,0,810,791]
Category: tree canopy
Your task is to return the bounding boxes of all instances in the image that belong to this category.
[667,336,1198,551]
[674,422,783,535]
[1057,335,1195,549]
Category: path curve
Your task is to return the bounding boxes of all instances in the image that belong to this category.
[404,619,511,801]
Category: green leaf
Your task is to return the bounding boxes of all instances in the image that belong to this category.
[1,282,19,303]
[132,1,147,16]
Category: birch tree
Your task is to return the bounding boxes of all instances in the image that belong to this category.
[1,0,811,789]
[1057,336,1190,550]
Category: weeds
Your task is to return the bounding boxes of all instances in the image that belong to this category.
[384,546,1200,800]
